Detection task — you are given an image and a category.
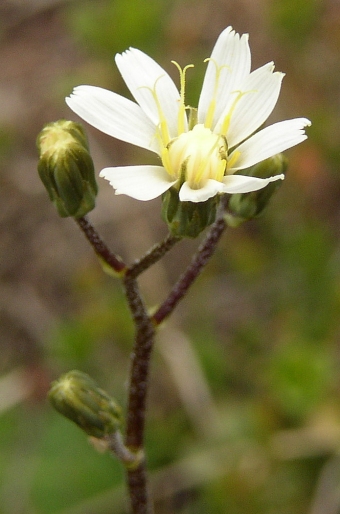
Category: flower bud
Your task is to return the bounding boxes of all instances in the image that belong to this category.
[161,186,218,238]
[225,154,288,227]
[48,370,122,438]
[37,120,98,218]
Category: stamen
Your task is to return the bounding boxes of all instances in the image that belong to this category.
[161,147,175,176]
[194,134,223,184]
[220,89,257,135]
[188,107,198,130]
[216,159,227,182]
[171,61,194,135]
[203,58,231,129]
[139,75,171,146]
[162,125,228,188]
[179,157,190,184]
[227,150,241,170]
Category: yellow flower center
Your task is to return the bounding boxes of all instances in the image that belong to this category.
[161,124,227,189]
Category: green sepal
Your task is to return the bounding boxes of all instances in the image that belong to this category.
[48,370,122,438]
[161,186,218,238]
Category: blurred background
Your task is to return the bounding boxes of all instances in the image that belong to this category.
[1,0,340,512]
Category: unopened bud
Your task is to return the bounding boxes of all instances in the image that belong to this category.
[162,186,218,238]
[37,120,98,218]
[48,370,122,438]
[226,154,287,227]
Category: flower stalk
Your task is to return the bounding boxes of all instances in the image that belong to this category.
[76,216,126,274]
[104,431,144,470]
[127,233,181,279]
[153,199,228,326]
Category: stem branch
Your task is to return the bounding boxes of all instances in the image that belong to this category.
[127,233,181,279]
[105,431,144,468]
[152,215,227,326]
[76,216,126,273]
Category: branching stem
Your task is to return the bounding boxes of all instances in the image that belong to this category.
[74,201,228,514]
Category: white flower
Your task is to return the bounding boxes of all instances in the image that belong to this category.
[66,26,311,203]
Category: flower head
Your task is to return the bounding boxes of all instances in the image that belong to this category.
[48,370,122,438]
[66,27,310,204]
[37,120,98,218]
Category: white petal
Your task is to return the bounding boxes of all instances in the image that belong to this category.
[198,26,251,127]
[229,118,312,171]
[115,49,187,139]
[66,85,159,153]
[99,165,177,201]
[179,179,225,203]
[216,63,284,147]
[222,173,284,194]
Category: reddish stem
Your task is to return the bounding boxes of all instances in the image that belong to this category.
[123,275,155,513]
[152,216,226,325]
[76,216,126,273]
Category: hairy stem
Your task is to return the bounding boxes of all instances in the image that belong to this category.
[127,466,153,514]
[123,275,155,513]
[76,216,126,273]
[127,233,181,279]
